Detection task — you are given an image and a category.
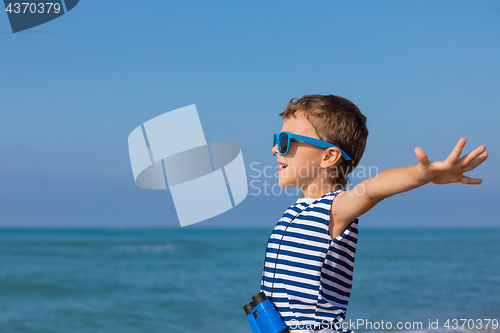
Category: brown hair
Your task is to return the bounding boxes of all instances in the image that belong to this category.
[279,94,368,189]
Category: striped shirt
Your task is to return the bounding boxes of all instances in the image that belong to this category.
[261,190,359,332]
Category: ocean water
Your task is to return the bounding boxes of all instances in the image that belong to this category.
[0,227,499,333]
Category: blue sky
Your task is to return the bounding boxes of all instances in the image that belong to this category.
[1,0,498,228]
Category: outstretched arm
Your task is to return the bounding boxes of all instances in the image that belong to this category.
[329,138,488,238]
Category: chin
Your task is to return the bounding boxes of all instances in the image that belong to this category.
[278,178,289,188]
[279,178,296,188]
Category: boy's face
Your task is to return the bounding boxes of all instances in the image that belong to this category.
[272,114,334,191]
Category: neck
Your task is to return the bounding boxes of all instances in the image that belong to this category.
[299,180,337,199]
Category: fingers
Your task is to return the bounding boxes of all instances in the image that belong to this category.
[463,151,489,172]
[415,147,431,166]
[460,175,483,185]
[448,138,466,162]
[461,145,487,165]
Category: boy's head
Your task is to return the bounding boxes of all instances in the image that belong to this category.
[278,94,368,189]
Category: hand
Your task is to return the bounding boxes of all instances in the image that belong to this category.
[414,138,488,185]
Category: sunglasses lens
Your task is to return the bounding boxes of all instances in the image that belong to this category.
[278,133,288,154]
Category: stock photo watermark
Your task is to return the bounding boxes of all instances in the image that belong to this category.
[128,105,248,227]
[248,161,379,197]
[289,318,499,331]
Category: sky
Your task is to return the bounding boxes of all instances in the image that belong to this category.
[1,0,499,228]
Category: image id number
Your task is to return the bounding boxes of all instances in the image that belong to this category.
[6,2,61,14]
[444,319,498,330]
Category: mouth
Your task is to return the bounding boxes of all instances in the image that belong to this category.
[278,162,288,172]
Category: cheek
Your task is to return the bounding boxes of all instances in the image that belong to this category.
[296,149,322,165]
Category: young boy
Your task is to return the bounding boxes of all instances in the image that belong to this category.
[260,94,488,333]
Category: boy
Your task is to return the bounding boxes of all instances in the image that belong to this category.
[260,95,488,333]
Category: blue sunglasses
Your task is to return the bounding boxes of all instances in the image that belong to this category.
[273,131,351,160]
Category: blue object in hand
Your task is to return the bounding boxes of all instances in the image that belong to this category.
[243,292,289,333]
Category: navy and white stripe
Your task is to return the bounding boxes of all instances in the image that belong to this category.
[261,190,359,331]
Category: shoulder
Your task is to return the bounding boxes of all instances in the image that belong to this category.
[328,190,354,238]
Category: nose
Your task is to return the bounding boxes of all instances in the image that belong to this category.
[272,143,279,156]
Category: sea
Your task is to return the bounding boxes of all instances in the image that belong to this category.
[0,227,499,333]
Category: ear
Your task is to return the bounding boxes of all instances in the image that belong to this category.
[319,147,342,168]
